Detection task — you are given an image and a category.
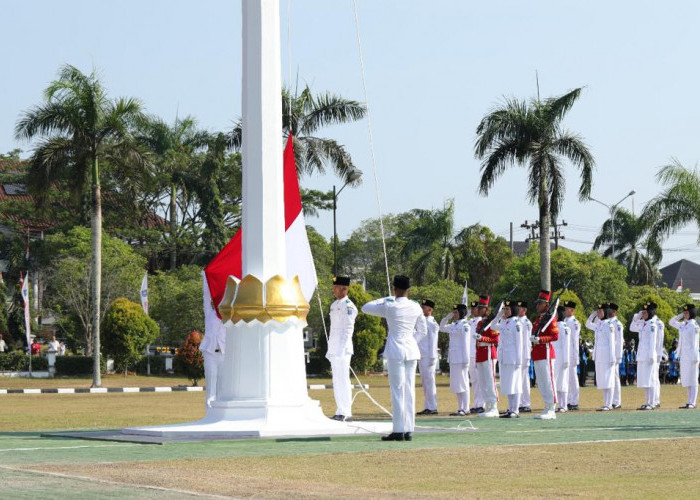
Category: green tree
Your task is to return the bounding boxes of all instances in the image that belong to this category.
[174,330,204,386]
[102,297,159,374]
[475,87,595,290]
[137,116,207,269]
[593,208,661,285]
[40,227,147,355]
[453,224,514,295]
[401,200,460,284]
[15,64,146,387]
[149,264,204,345]
[229,85,366,183]
[495,246,628,314]
[644,160,700,244]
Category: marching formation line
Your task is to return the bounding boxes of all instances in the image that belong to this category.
[0,465,232,499]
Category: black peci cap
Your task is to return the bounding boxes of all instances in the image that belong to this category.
[393,275,410,290]
[332,276,350,286]
[421,299,436,308]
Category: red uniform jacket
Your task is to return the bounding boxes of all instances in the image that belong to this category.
[475,321,499,363]
[531,314,559,361]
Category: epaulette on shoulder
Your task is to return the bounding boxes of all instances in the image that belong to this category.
[385,297,395,303]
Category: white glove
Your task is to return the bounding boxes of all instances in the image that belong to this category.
[530,335,539,344]
[472,333,482,340]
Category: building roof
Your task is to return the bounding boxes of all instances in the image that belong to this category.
[659,259,700,293]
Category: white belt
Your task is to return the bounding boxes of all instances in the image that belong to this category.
[477,342,491,347]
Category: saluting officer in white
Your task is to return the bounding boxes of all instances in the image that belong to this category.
[670,303,700,409]
[652,314,665,408]
[440,303,471,416]
[517,302,533,412]
[586,303,617,411]
[496,301,523,418]
[564,301,581,410]
[200,278,227,409]
[553,306,571,412]
[326,276,358,422]
[362,275,427,441]
[417,299,440,415]
[630,302,661,410]
[609,303,624,409]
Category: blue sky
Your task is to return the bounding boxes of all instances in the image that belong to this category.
[2,0,699,268]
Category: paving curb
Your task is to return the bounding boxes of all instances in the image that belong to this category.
[0,384,369,394]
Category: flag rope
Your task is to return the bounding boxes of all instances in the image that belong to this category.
[351,0,392,296]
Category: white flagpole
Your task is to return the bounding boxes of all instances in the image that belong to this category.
[140,272,151,374]
[21,273,31,376]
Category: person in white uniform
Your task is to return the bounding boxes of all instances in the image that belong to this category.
[467,300,486,413]
[553,306,571,413]
[609,303,624,409]
[200,287,227,409]
[326,276,358,422]
[564,301,581,411]
[630,302,661,410]
[417,299,440,415]
[496,301,523,418]
[362,275,427,441]
[440,303,471,416]
[669,303,700,409]
[652,314,665,408]
[586,303,617,411]
[517,302,533,413]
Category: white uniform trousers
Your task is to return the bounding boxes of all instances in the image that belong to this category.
[612,367,622,406]
[329,355,353,417]
[568,365,579,405]
[652,362,661,406]
[534,359,556,407]
[418,357,438,411]
[203,351,224,409]
[520,363,532,407]
[476,360,498,404]
[387,358,418,433]
[469,358,484,408]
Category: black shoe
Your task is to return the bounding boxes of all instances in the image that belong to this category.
[567,404,579,411]
[427,409,438,415]
[612,404,621,409]
[381,432,405,441]
[403,432,412,441]
[416,409,430,416]
[474,407,485,414]
[638,404,653,411]
[499,410,518,418]
[679,404,696,409]
[331,414,345,421]
[519,406,532,413]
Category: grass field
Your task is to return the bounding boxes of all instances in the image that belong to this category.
[1,375,699,498]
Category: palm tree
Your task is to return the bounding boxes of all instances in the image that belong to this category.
[15,64,145,387]
[138,116,207,269]
[593,208,661,285]
[643,160,700,244]
[228,84,366,183]
[401,200,459,284]
[474,87,595,290]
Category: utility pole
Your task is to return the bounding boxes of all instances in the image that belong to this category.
[509,222,514,251]
[521,220,540,243]
[551,219,568,250]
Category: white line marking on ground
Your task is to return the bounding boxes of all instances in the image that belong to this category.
[0,444,136,452]
[0,465,234,499]
[503,435,700,447]
[505,426,653,434]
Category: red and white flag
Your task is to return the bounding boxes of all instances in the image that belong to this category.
[203,134,317,321]
[20,272,31,349]
[676,277,683,293]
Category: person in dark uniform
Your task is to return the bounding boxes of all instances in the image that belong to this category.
[626,339,637,386]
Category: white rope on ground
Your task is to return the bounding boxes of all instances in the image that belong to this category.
[350,0,392,296]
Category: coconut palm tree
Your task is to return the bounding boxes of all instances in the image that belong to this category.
[643,160,700,244]
[401,200,459,284]
[228,84,366,183]
[137,116,208,269]
[593,208,661,285]
[15,64,145,387]
[474,87,595,290]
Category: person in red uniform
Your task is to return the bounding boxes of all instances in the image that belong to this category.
[472,296,500,418]
[531,290,559,420]
[30,338,42,355]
